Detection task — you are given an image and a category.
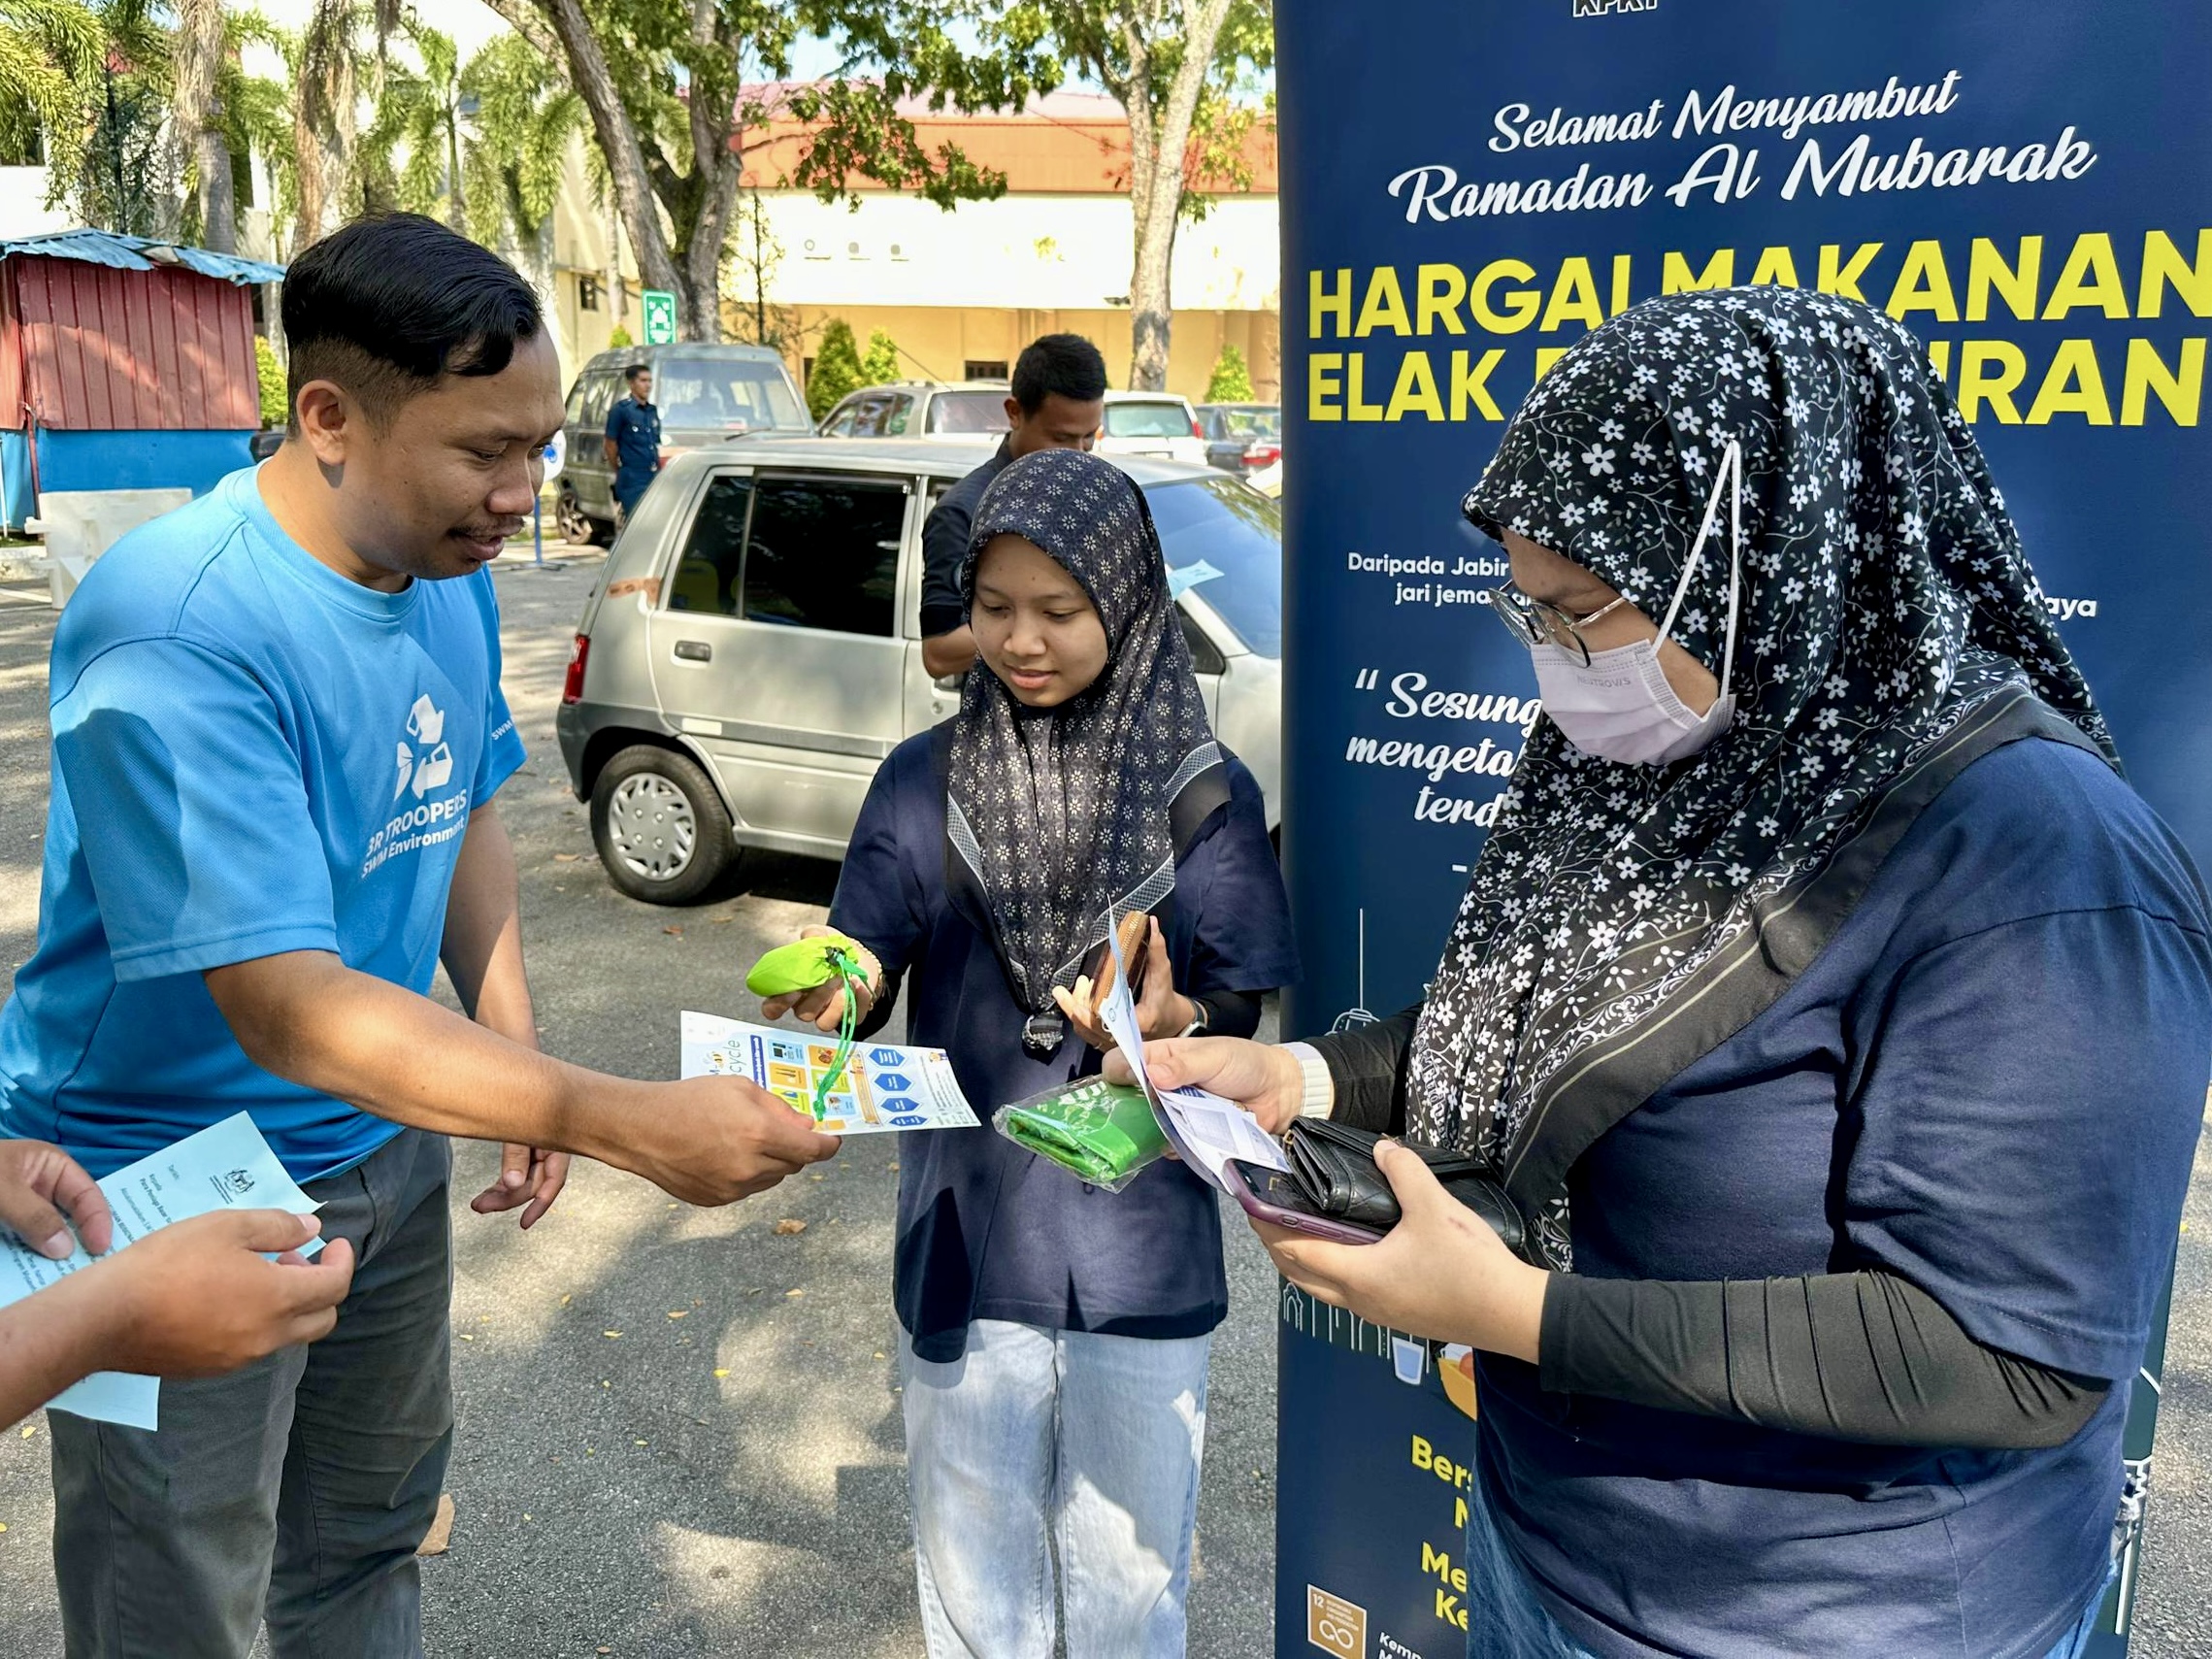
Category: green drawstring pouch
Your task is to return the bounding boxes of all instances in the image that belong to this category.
[994,1076,1170,1192]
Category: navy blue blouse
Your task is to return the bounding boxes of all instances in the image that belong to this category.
[1484,737,2212,1659]
[829,725,1299,1362]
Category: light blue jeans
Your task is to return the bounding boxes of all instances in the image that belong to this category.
[899,1318,1211,1658]
[1464,1460,2116,1659]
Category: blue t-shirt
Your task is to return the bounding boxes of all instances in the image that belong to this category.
[605,396,661,490]
[1482,736,2212,1659]
[0,466,527,1180]
[829,728,1300,1362]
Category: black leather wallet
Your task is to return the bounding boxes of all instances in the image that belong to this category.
[1283,1118,1528,1258]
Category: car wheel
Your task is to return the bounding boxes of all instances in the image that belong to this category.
[590,745,735,904]
[557,484,609,547]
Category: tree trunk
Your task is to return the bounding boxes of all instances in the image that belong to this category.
[170,0,229,247]
[446,110,467,232]
[602,188,626,331]
[1120,0,1234,392]
[502,0,686,324]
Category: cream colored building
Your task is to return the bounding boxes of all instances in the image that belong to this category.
[534,89,1282,407]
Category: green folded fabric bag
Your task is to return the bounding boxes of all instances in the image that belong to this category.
[746,932,865,998]
[994,1076,1169,1192]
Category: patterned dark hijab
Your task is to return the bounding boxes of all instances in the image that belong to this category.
[1421,286,2114,1271]
[949,448,1228,1056]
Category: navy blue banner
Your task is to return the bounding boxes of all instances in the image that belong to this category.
[1274,2,2207,1653]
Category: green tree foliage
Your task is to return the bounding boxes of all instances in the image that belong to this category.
[608,323,633,348]
[254,333,287,426]
[485,0,1060,341]
[1205,342,1253,403]
[808,317,864,420]
[974,0,1273,389]
[859,328,902,386]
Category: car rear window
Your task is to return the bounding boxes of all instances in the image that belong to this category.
[1105,401,1193,439]
[655,354,809,432]
[926,390,1012,434]
[1142,476,1281,657]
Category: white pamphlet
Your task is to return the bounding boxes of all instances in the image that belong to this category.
[679,1012,978,1135]
[0,1113,320,1429]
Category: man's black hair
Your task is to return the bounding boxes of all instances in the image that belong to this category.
[282,213,543,432]
[1009,333,1107,414]
[625,363,651,384]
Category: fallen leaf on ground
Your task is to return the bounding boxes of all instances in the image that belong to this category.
[667,1310,688,1319]
[603,1330,622,1339]
[415,1493,456,1557]
[20,1425,35,1440]
[553,853,579,863]
[713,1368,730,1378]
[774,1218,807,1235]
[784,1288,805,1298]
[663,926,683,937]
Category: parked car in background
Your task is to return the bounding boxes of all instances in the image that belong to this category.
[1096,390,1208,466]
[556,438,1282,902]
[554,344,811,546]
[815,380,1014,441]
[1195,403,1282,474]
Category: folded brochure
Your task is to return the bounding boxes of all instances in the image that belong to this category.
[0,1112,320,1429]
[679,1012,978,1135]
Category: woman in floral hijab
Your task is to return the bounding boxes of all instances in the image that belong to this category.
[1143,287,2212,1659]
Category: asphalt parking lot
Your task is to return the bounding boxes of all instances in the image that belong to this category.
[0,547,2206,1656]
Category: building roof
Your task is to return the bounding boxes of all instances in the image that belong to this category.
[736,84,1276,196]
[0,229,284,285]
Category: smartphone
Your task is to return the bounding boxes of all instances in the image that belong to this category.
[1223,1160,1383,1245]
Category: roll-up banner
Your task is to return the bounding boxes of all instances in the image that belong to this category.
[1273,3,2206,1655]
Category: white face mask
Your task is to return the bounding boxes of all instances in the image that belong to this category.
[1530,440,1742,767]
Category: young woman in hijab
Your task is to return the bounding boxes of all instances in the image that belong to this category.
[1132,286,2212,1659]
[762,447,1297,1658]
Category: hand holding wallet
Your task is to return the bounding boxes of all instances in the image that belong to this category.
[1282,1118,1529,1259]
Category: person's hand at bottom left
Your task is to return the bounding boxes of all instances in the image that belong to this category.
[1254,1139,1550,1362]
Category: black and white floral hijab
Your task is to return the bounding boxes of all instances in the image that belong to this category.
[1420,285,2114,1271]
[949,448,1228,1056]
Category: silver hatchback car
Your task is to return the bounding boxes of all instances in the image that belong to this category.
[555,438,1283,903]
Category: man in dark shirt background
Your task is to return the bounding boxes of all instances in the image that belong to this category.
[602,364,661,523]
[918,334,1107,679]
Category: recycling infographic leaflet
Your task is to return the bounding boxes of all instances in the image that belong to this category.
[678,1012,979,1135]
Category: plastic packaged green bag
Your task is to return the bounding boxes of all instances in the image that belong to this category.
[994,1076,1169,1192]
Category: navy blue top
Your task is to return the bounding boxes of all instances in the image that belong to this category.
[1483,737,2212,1659]
[829,726,1298,1362]
[917,437,1013,640]
[605,395,661,491]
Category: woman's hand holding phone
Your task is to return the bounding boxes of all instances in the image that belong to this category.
[1055,917,1194,1049]
[758,925,879,1034]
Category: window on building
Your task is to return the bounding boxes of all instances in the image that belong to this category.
[742,476,906,636]
[963,360,1009,382]
[579,276,603,312]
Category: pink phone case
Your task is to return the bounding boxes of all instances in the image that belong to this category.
[1223,1160,1383,1246]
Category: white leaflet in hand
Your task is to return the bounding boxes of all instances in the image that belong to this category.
[1100,912,1288,1191]
[0,1112,322,1430]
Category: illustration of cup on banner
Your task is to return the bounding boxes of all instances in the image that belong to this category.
[1390,1334,1427,1386]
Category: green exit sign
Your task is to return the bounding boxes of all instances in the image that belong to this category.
[642,289,677,345]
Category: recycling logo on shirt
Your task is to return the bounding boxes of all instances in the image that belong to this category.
[393,694,455,802]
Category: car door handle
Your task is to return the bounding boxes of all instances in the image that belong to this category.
[674,640,712,662]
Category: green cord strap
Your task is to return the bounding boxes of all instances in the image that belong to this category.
[809,948,867,1122]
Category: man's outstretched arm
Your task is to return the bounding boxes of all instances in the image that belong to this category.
[206,952,838,1205]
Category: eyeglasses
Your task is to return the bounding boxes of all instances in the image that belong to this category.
[1485,582,1632,667]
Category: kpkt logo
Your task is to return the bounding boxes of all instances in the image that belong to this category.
[218,1168,255,1197]
[1572,0,1656,15]
[393,694,455,802]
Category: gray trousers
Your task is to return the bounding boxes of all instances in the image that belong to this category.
[50,1128,454,1659]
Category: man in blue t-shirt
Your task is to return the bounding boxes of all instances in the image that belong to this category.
[0,214,838,1657]
[603,362,661,520]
